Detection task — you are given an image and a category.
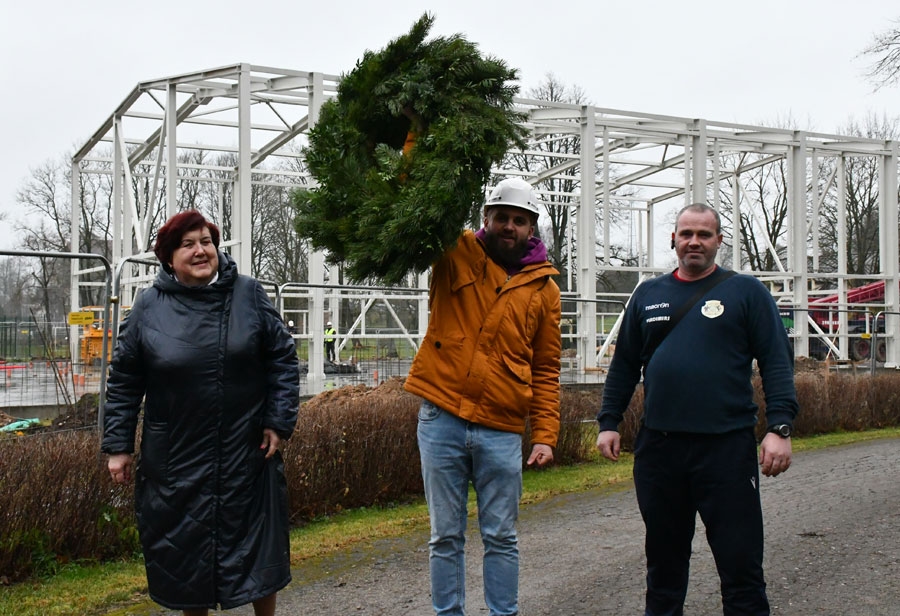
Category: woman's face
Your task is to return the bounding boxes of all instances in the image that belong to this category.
[169,226,218,286]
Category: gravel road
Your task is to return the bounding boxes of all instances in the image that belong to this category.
[131,438,900,615]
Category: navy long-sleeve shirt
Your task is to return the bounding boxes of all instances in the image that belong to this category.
[598,268,799,434]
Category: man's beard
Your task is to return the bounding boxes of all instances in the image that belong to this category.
[483,231,529,268]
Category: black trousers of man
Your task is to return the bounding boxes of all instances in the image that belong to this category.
[633,426,769,616]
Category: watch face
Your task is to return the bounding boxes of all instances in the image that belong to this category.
[775,425,791,437]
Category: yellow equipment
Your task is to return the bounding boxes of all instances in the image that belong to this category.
[76,306,130,367]
[78,306,109,366]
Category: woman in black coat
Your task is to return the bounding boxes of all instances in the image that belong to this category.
[102,210,299,616]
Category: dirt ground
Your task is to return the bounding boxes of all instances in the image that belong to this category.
[124,437,900,616]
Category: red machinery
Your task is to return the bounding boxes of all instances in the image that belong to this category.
[806,280,892,361]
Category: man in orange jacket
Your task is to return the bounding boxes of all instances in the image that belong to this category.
[405,177,562,616]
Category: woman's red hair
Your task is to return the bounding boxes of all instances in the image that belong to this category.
[154,210,220,272]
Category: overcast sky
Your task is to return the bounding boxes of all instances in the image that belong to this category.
[1,0,898,250]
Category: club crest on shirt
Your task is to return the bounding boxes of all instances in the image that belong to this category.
[701,300,724,319]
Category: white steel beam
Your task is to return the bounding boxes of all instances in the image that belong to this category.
[235,65,253,274]
[112,117,124,264]
[70,161,81,360]
[692,119,708,205]
[879,142,899,367]
[837,155,849,358]
[579,106,598,371]
[67,63,900,394]
[789,132,810,357]
[166,85,178,220]
[307,71,327,393]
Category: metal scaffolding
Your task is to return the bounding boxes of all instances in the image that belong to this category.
[71,64,900,393]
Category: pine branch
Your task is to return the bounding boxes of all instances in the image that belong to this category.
[292,12,527,284]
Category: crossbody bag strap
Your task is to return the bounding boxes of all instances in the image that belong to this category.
[642,268,737,371]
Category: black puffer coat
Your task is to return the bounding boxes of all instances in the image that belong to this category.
[101,253,299,610]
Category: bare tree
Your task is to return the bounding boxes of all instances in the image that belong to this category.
[0,257,32,318]
[504,73,627,292]
[129,155,171,253]
[507,74,643,294]
[716,153,792,272]
[860,17,900,90]
[14,158,73,318]
[158,150,311,283]
[713,114,810,274]
[20,223,68,320]
[15,158,71,252]
[715,113,898,285]
[818,113,900,276]
[13,153,115,309]
[8,143,314,320]
[252,183,309,284]
[516,74,587,284]
[177,149,208,212]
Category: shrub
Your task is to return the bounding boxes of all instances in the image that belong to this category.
[2,370,900,581]
[0,430,138,581]
[530,388,603,465]
[283,379,422,520]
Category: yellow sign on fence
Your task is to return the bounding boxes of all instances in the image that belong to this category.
[67,311,95,326]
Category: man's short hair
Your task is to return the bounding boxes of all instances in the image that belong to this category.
[675,203,722,234]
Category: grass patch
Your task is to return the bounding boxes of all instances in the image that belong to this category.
[790,426,900,451]
[3,428,899,616]
[0,560,146,616]
[288,501,431,562]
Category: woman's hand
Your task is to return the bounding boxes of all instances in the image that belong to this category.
[108,453,133,484]
[260,428,282,459]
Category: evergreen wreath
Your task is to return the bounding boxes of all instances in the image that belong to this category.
[292,13,528,284]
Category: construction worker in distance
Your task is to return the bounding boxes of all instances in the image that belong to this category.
[324,321,336,363]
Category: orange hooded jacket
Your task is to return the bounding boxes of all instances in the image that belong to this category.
[404,230,561,447]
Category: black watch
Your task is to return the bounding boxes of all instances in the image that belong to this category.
[768,424,792,438]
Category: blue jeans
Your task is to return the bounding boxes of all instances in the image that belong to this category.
[417,400,523,616]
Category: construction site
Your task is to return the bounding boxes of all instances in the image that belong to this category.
[2,63,899,427]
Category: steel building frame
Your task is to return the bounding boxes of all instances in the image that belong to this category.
[71,64,900,392]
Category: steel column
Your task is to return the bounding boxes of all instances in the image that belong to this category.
[235,65,253,274]
[307,71,327,392]
[789,132,810,357]
[166,84,178,220]
[692,119,707,205]
[879,142,899,367]
[578,106,598,370]
[837,155,849,358]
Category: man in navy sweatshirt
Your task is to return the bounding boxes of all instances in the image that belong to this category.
[597,203,799,616]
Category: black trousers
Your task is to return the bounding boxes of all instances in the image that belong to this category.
[633,426,769,616]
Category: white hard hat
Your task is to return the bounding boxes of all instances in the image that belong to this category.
[326,321,332,326]
[485,178,540,218]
